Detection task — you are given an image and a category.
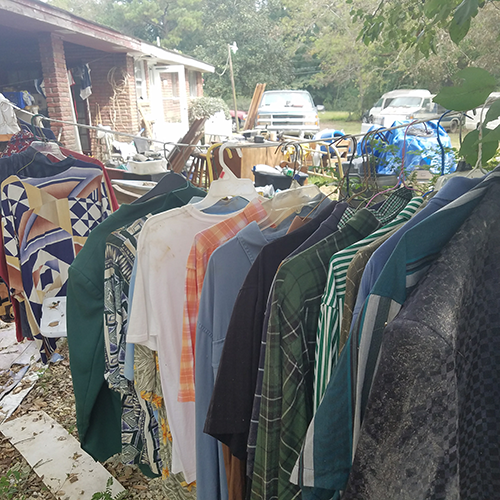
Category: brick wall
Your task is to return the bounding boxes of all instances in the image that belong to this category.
[38,33,78,150]
[160,72,182,122]
[64,43,139,159]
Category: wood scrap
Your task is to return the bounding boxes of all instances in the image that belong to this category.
[167,118,206,173]
[244,83,266,130]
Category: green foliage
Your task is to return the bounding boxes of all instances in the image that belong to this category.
[485,99,500,126]
[0,464,31,499]
[91,478,128,500]
[188,97,230,123]
[195,0,292,99]
[433,68,496,111]
[459,127,499,165]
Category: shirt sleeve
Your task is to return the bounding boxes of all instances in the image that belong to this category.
[127,226,157,351]
[178,244,198,402]
[67,264,122,461]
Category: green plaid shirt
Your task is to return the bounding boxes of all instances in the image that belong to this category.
[338,186,413,229]
[251,209,380,500]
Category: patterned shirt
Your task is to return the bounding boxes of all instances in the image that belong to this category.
[104,217,148,391]
[337,186,413,229]
[251,209,380,500]
[313,197,424,409]
[103,216,162,472]
[134,345,197,499]
[1,166,111,362]
[0,130,35,158]
[178,198,268,402]
[292,170,499,498]
[340,229,396,350]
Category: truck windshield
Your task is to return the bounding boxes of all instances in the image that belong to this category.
[261,92,314,108]
[388,97,423,108]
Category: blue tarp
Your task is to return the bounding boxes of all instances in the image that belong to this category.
[358,120,456,175]
[313,129,346,155]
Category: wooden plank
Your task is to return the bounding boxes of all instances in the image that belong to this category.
[1,411,125,500]
[168,118,206,173]
[243,83,266,131]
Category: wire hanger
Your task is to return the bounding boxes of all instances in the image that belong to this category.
[29,113,66,161]
[257,141,323,231]
[364,120,421,207]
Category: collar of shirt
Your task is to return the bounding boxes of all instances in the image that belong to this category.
[338,186,412,230]
[389,196,424,224]
[235,221,271,264]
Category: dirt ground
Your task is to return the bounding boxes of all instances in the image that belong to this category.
[0,330,167,500]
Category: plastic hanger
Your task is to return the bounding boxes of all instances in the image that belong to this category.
[257,180,322,231]
[257,141,323,230]
[30,140,66,161]
[191,142,263,210]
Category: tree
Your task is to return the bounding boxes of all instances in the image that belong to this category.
[48,0,204,52]
[193,0,293,101]
[351,0,500,56]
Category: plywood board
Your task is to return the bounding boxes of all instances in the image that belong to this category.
[1,411,125,499]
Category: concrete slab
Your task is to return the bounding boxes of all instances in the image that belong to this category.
[0,411,126,499]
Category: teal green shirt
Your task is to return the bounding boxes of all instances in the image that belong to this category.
[67,182,205,462]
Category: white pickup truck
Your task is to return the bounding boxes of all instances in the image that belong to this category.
[255,90,321,138]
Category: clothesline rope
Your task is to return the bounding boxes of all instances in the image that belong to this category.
[9,102,450,153]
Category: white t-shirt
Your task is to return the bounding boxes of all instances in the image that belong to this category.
[127,204,241,483]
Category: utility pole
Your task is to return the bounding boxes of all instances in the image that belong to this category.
[228,42,239,132]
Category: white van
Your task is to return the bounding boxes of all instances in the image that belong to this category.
[375,89,433,127]
[367,89,414,124]
[465,92,500,130]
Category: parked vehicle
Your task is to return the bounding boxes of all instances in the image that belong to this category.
[255,90,320,137]
[375,89,432,127]
[229,110,248,131]
[404,99,465,133]
[465,92,500,130]
[366,89,414,124]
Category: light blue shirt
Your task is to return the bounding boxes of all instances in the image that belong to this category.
[195,221,285,500]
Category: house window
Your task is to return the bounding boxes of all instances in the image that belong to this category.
[188,70,198,97]
[134,60,146,100]
[171,73,180,98]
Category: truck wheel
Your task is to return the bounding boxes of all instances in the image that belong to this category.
[450,119,459,133]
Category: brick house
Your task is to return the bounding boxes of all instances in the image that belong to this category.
[0,0,214,157]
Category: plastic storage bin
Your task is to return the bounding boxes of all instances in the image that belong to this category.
[127,159,167,175]
[253,170,307,190]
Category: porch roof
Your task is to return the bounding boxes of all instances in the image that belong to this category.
[0,0,214,73]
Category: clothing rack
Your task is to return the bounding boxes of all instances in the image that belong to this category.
[10,100,444,151]
[8,104,198,149]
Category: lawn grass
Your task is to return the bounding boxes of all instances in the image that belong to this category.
[319,110,352,121]
[319,119,362,136]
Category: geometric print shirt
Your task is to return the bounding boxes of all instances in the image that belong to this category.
[104,216,163,474]
[1,165,111,362]
[104,216,149,392]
